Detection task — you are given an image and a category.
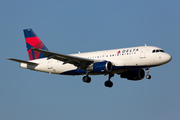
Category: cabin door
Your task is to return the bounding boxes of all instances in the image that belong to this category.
[47,60,53,69]
[140,47,146,58]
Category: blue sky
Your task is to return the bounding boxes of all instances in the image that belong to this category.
[1,0,180,120]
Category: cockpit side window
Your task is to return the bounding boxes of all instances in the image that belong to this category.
[160,50,164,52]
[152,50,156,53]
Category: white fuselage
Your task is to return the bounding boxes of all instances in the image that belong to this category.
[20,46,171,75]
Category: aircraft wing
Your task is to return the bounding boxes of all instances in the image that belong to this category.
[31,48,95,70]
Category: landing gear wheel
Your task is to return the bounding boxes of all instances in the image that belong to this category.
[82,76,91,83]
[146,75,151,79]
[104,74,114,88]
[104,81,113,88]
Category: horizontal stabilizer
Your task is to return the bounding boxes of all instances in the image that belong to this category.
[7,58,38,65]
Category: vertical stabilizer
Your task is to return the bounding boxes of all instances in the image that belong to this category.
[23,29,48,60]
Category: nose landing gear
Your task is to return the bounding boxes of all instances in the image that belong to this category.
[146,75,151,79]
[145,68,151,79]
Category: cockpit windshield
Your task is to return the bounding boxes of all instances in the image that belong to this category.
[152,49,164,53]
[160,50,164,52]
[156,50,160,52]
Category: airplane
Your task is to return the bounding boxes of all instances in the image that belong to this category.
[7,29,172,88]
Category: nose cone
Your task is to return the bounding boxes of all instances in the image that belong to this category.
[164,53,172,64]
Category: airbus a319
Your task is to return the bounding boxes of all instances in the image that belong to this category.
[8,29,172,88]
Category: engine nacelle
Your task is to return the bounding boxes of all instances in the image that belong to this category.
[120,69,145,80]
[87,61,113,73]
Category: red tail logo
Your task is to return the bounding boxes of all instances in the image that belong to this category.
[23,29,48,60]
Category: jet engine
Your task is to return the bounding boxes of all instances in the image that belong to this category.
[87,61,113,73]
[120,69,145,80]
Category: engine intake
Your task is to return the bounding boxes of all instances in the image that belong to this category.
[87,61,113,73]
[120,69,145,80]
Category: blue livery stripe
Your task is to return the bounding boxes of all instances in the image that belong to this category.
[39,52,46,59]
[31,50,35,60]
[61,69,86,75]
[60,66,154,76]
[23,29,37,38]
[26,43,33,51]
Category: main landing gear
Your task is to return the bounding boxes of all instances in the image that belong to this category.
[82,76,91,83]
[145,67,151,79]
[82,72,114,88]
[104,74,114,88]
[82,71,91,83]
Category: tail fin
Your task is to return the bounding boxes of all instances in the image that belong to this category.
[23,29,48,60]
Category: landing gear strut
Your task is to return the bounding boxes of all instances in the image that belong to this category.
[145,67,151,79]
[104,74,114,88]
